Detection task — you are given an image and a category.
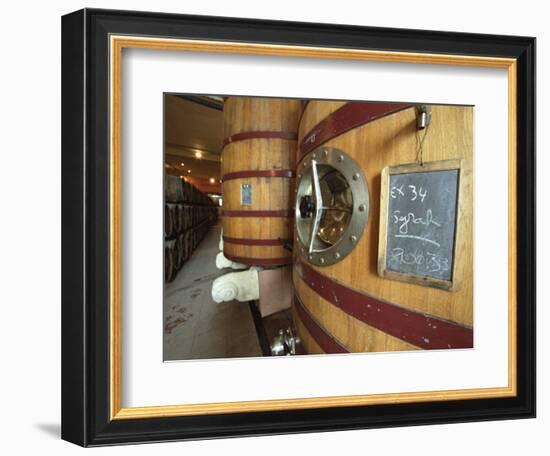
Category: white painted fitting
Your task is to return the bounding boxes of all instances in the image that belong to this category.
[215,252,247,270]
[211,269,260,303]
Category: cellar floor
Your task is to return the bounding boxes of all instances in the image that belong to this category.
[163,222,262,361]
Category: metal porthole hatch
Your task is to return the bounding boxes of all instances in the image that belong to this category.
[295,147,370,267]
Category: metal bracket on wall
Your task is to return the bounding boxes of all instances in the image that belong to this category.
[416,105,432,130]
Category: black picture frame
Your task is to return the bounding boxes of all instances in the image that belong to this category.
[62,8,536,447]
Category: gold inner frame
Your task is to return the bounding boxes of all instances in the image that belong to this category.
[109,35,518,420]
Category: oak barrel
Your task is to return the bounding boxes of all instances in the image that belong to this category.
[165,175,183,203]
[164,239,177,282]
[222,97,302,266]
[293,101,474,354]
[164,203,175,238]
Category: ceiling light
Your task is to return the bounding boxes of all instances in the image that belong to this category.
[187,169,191,173]
[180,162,184,166]
[194,151,202,159]
[209,178,215,184]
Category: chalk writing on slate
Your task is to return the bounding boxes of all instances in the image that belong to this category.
[386,169,459,281]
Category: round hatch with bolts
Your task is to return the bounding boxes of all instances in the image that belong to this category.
[295,147,369,266]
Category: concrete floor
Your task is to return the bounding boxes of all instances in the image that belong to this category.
[163,222,262,361]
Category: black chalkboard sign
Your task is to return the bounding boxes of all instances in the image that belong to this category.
[378,160,465,290]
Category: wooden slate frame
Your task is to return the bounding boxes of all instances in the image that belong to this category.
[378,159,469,291]
[62,8,535,447]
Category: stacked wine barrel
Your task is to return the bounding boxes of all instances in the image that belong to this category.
[221,97,302,266]
[165,175,218,282]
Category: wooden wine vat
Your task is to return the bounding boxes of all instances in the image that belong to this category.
[292,101,474,354]
[221,97,302,266]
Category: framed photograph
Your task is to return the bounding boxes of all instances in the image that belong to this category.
[61,8,535,446]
